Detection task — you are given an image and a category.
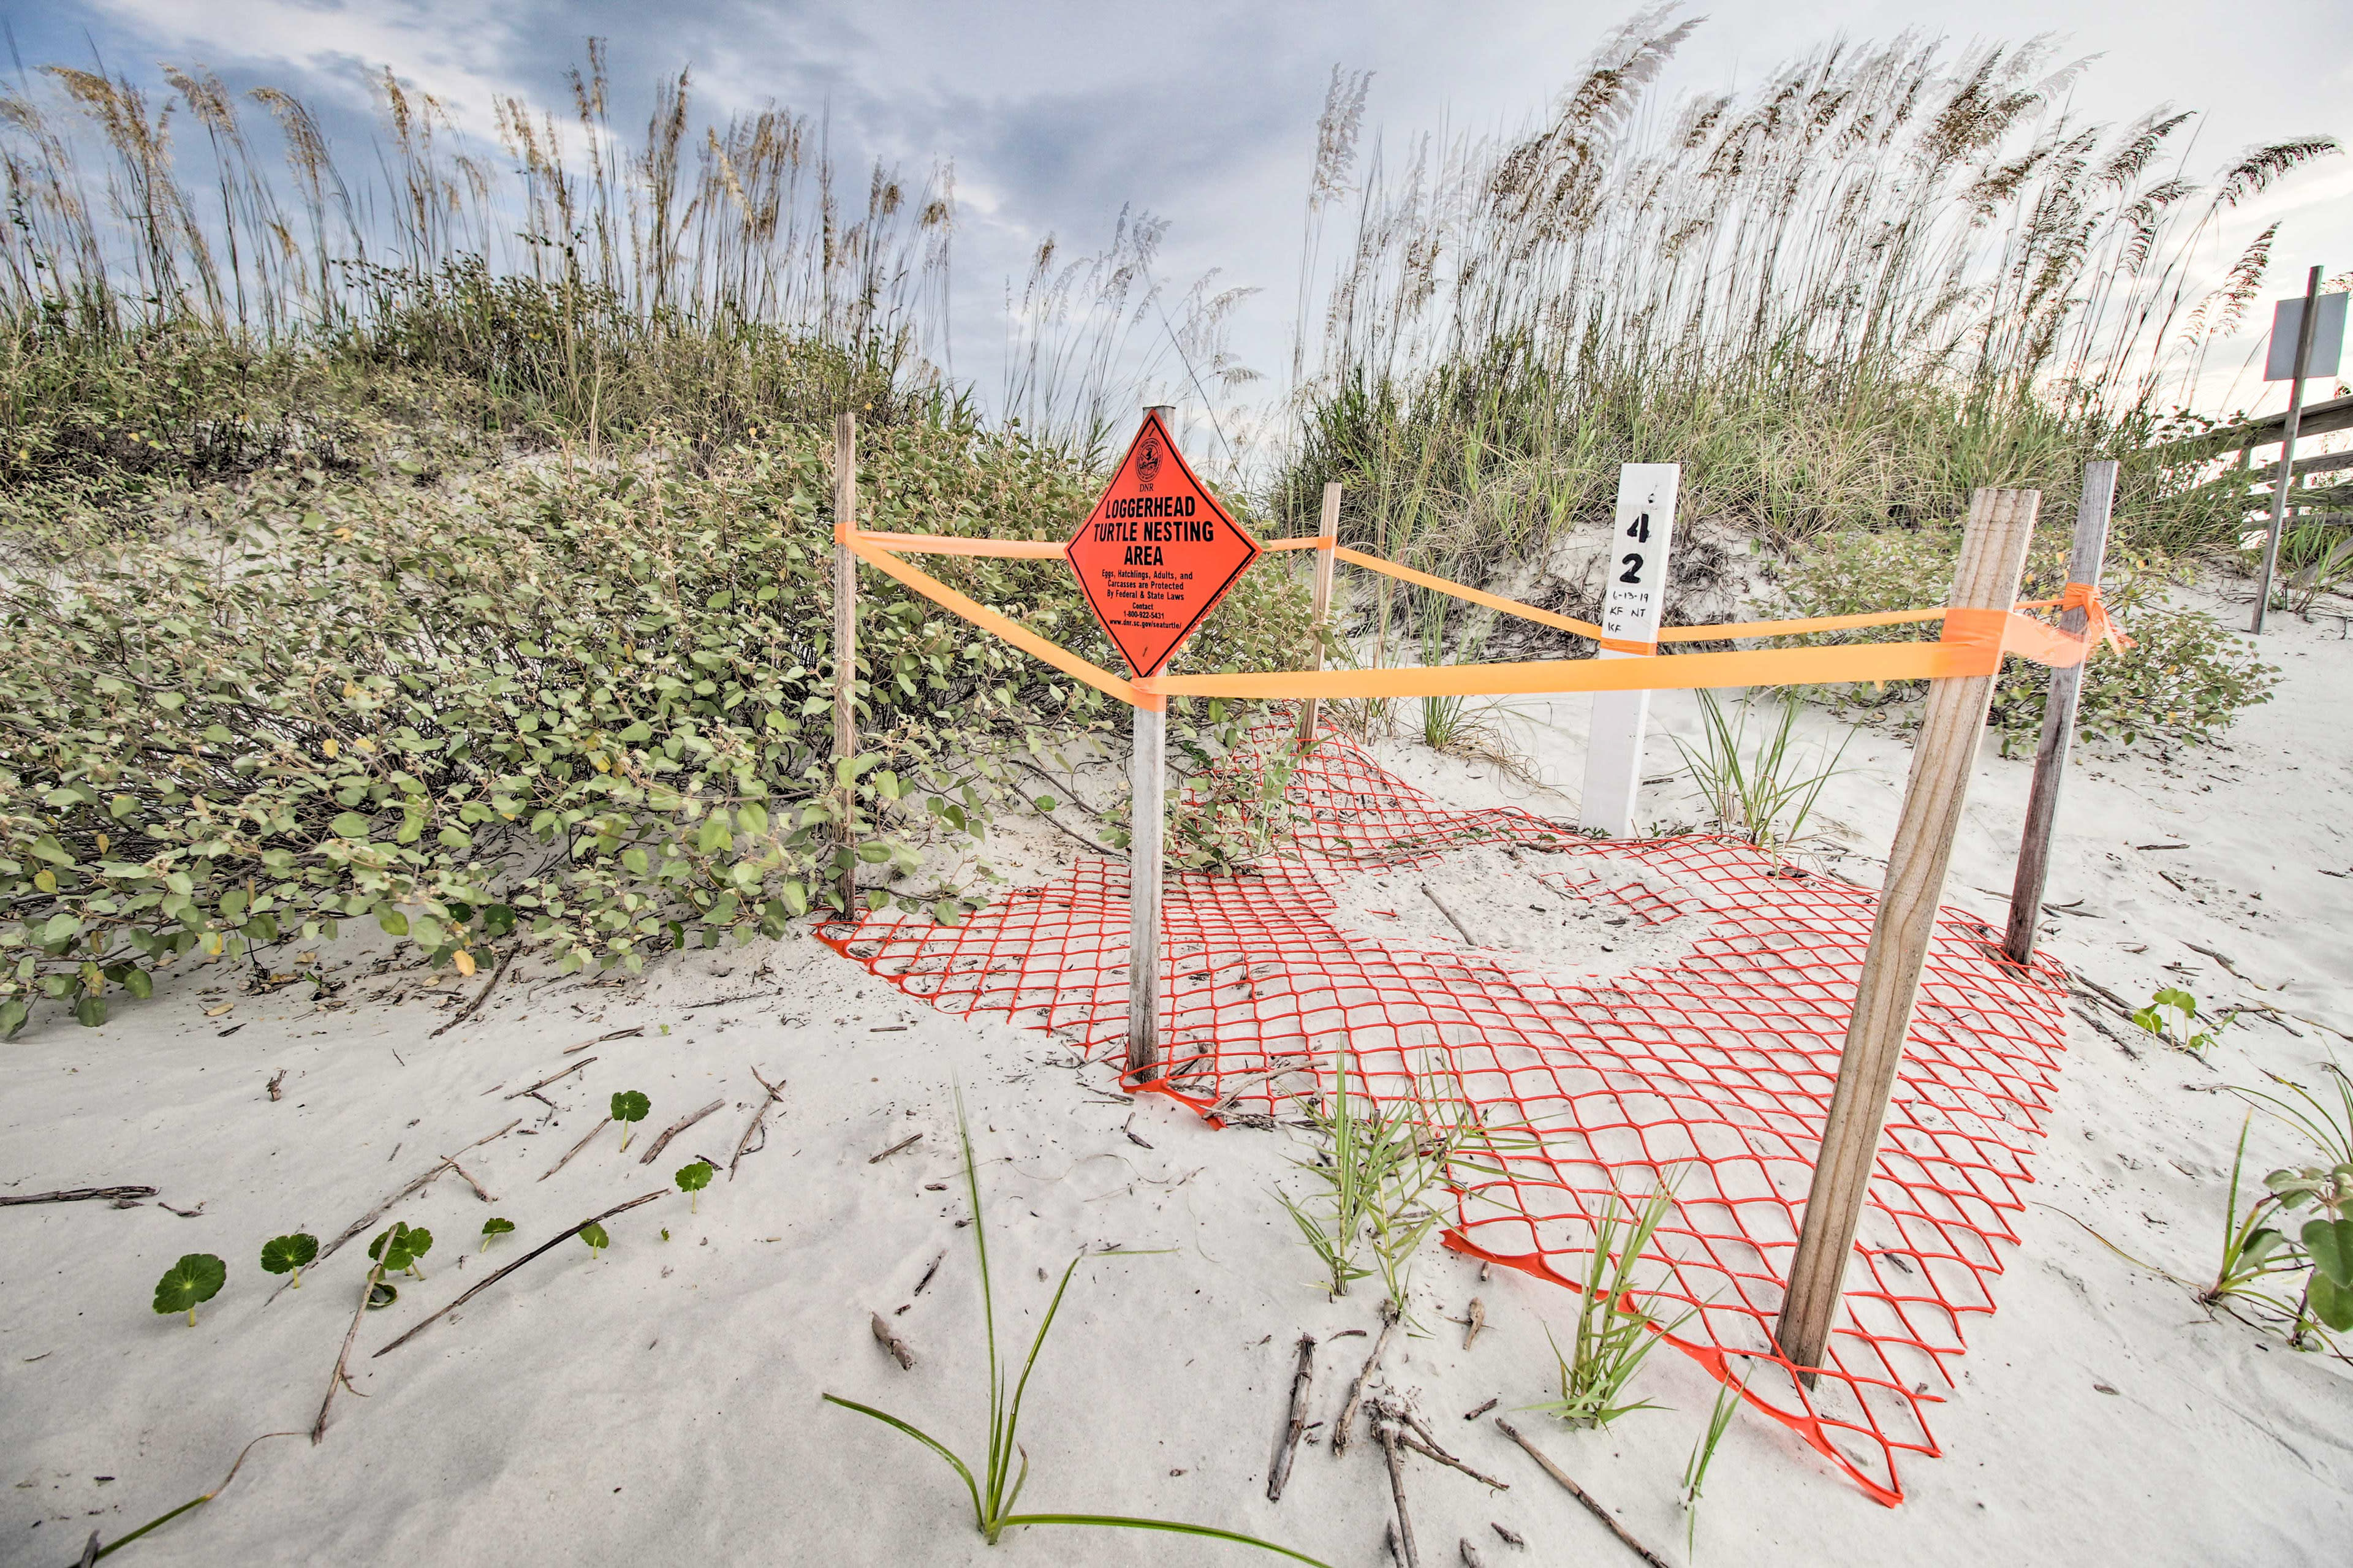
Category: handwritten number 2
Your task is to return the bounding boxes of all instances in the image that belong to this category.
[1618,553,1644,584]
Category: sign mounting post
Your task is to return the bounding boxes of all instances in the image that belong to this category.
[1578,464,1680,838]
[1065,406,1262,1081]
[2251,267,2344,634]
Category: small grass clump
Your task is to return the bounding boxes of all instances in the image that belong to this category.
[258,1232,317,1289]
[1274,1046,1471,1314]
[151,1253,227,1327]
[825,1091,1327,1562]
[1533,1178,1689,1429]
[1672,690,1851,851]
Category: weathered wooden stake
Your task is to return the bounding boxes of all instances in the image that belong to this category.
[1774,487,2037,1382]
[2252,265,2325,634]
[1126,406,1175,1081]
[1294,481,1343,743]
[832,410,859,915]
[2002,461,2116,968]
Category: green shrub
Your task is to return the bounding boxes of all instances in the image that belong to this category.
[0,411,1311,1037]
[1776,527,2277,752]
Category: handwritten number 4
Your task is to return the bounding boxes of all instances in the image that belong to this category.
[1626,512,1650,543]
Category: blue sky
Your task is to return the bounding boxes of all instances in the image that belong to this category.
[9,0,2351,423]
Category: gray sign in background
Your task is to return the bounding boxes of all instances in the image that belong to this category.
[2265,291,2347,381]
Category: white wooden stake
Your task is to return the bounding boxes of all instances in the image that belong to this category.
[1295,481,1342,743]
[1126,404,1176,1080]
[832,410,858,915]
[1578,464,1680,838]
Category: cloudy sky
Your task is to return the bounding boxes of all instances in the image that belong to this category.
[12,0,2351,423]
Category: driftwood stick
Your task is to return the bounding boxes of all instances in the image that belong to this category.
[1495,1418,1671,1568]
[729,1067,787,1180]
[371,1191,665,1357]
[1332,1298,1400,1459]
[540,1117,611,1181]
[638,1099,725,1165]
[1388,1400,1507,1489]
[869,1132,923,1164]
[1377,1415,1422,1568]
[870,1311,919,1370]
[1420,884,1482,946]
[0,1185,157,1208]
[1267,1333,1317,1502]
[430,943,517,1037]
[504,1058,593,1100]
[314,1120,521,1267]
[443,1161,494,1203]
[313,1273,376,1444]
[566,1025,642,1055]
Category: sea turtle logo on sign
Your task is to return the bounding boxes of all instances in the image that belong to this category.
[1064,409,1260,678]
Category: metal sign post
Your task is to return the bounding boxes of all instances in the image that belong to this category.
[1578,464,1680,838]
[2252,266,2344,633]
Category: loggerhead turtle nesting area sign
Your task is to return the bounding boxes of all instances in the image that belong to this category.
[1064,408,1260,678]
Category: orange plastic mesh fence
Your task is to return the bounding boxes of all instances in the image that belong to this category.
[817,730,2069,1506]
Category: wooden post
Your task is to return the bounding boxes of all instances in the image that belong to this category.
[2252,265,2324,634]
[1773,488,2038,1382]
[832,410,859,915]
[2002,461,2116,968]
[1126,405,1175,1081]
[1294,481,1342,743]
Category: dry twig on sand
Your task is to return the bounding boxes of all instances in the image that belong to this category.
[430,944,516,1036]
[1376,1411,1422,1568]
[306,1121,521,1281]
[869,1132,923,1164]
[638,1099,725,1164]
[870,1311,919,1369]
[1267,1333,1317,1502]
[313,1277,376,1444]
[371,1191,665,1357]
[540,1117,611,1181]
[1494,1418,1670,1568]
[504,1057,594,1100]
[1333,1299,1400,1459]
[1377,1397,1509,1490]
[0,1185,156,1208]
[566,1026,643,1055]
[729,1067,787,1180]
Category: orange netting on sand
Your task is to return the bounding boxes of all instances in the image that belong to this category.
[817,731,2069,1506]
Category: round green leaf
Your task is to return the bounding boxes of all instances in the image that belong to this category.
[152,1253,227,1316]
[579,1222,610,1252]
[2302,1216,2353,1289]
[330,811,373,838]
[612,1089,651,1124]
[675,1159,714,1194]
[260,1233,319,1275]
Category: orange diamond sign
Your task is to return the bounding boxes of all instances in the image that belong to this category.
[1064,409,1260,678]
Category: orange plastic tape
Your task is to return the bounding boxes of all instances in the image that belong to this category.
[1333,547,1609,640]
[1263,536,1335,552]
[843,528,1066,559]
[840,528,2119,710]
[846,540,1159,710]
